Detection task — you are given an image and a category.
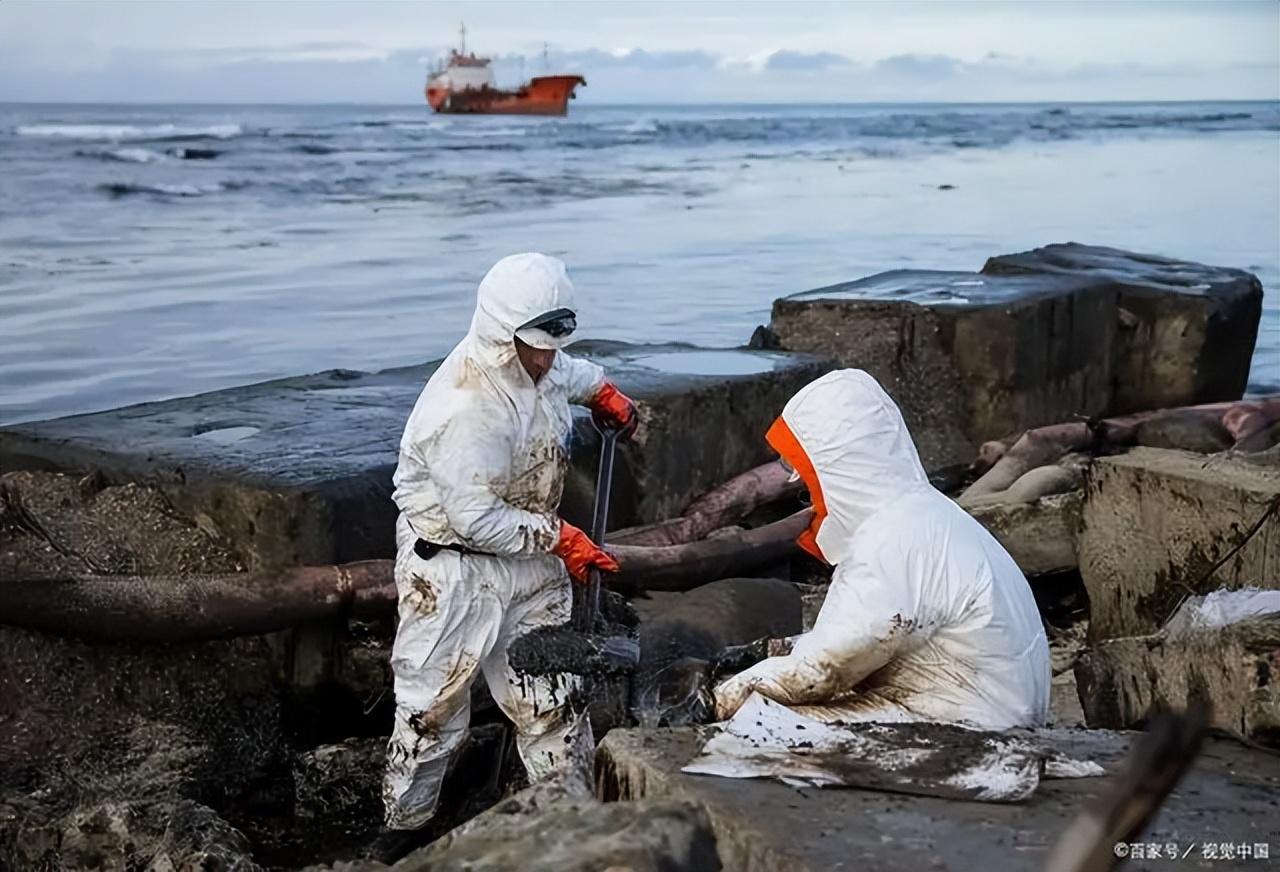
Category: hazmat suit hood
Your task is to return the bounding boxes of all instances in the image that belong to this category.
[767,369,930,565]
[465,252,579,371]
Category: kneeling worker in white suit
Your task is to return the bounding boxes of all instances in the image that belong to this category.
[370,253,637,862]
[714,369,1050,729]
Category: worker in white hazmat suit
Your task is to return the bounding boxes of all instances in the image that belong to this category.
[370,253,637,861]
[713,369,1049,729]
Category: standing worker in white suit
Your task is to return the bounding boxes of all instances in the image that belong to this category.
[714,369,1049,729]
[369,253,638,862]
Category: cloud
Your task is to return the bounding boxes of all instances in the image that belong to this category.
[874,54,963,80]
[0,36,1275,104]
[763,50,852,72]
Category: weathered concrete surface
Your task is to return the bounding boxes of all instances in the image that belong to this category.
[1079,448,1280,641]
[967,489,1083,576]
[0,342,829,568]
[393,779,721,872]
[770,270,1116,472]
[984,242,1263,411]
[598,728,1280,872]
[1076,617,1280,743]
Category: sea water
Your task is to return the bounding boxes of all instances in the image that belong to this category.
[1,101,1276,424]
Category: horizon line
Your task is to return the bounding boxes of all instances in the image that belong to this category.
[3,96,1277,109]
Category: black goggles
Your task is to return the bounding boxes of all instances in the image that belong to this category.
[518,307,577,339]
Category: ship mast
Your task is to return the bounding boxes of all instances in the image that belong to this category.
[459,22,467,56]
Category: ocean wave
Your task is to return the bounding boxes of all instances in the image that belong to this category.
[289,143,340,155]
[19,123,243,142]
[96,180,246,198]
[168,147,221,160]
[391,121,451,132]
[75,147,166,164]
[437,142,526,152]
[456,126,532,138]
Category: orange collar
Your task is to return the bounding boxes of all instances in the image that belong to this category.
[766,416,829,564]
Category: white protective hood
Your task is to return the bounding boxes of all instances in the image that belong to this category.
[467,252,578,363]
[766,369,931,565]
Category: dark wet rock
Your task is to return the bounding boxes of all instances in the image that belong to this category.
[0,711,266,870]
[632,578,803,726]
[52,799,260,872]
[1079,448,1280,641]
[1076,614,1280,744]
[394,780,721,872]
[984,242,1262,412]
[770,269,1116,471]
[0,342,830,568]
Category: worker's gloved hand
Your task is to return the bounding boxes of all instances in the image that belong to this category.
[554,520,620,583]
[712,674,759,722]
[590,382,638,440]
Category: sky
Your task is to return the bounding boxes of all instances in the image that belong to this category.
[1,0,1277,104]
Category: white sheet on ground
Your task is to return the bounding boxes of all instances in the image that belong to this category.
[683,694,1108,802]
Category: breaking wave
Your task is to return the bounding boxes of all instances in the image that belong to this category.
[18,123,243,142]
[75,147,166,164]
[96,181,246,198]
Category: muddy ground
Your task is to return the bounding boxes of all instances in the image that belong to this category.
[0,471,402,870]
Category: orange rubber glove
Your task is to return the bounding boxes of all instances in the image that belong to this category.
[554,520,620,583]
[590,381,638,439]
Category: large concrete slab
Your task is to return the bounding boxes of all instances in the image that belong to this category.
[1076,617,1280,742]
[984,242,1262,411]
[0,341,829,568]
[770,269,1116,472]
[1079,448,1280,642]
[597,728,1280,872]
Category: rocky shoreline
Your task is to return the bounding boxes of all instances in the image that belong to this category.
[2,242,1277,870]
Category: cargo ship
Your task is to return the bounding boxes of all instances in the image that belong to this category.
[425,26,585,116]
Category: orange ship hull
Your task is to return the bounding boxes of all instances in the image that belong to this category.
[426,75,585,116]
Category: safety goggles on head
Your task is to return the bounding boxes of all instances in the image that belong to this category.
[515,307,577,350]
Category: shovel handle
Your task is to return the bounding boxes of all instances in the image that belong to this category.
[577,425,620,632]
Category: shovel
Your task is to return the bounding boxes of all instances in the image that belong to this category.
[576,424,618,631]
[571,422,639,667]
[499,422,640,677]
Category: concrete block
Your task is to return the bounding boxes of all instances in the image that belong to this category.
[0,342,830,567]
[770,270,1116,472]
[597,727,1280,872]
[1075,618,1280,742]
[1079,448,1280,641]
[967,490,1082,577]
[983,242,1262,410]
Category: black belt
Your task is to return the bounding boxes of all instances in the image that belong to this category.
[414,538,495,561]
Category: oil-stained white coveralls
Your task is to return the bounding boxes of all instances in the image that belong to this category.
[383,253,605,830]
[714,370,1050,730]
